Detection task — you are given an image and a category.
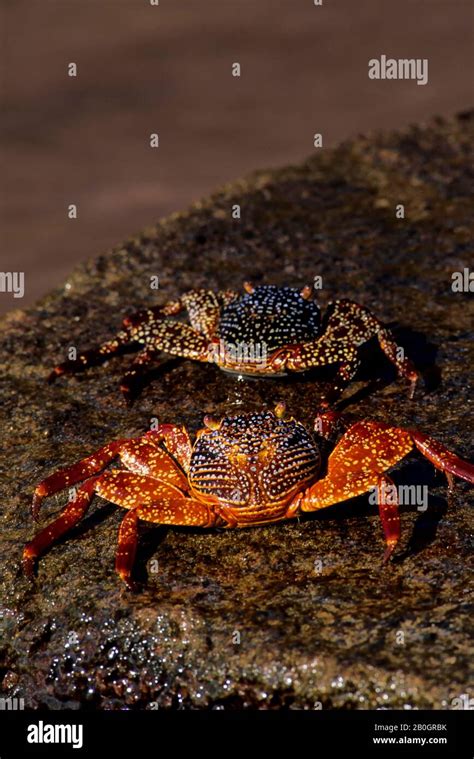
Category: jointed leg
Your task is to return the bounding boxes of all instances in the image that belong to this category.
[47,290,224,386]
[267,299,419,404]
[299,419,473,560]
[32,439,130,518]
[114,436,190,491]
[145,424,193,471]
[50,298,186,381]
[320,357,361,408]
[25,466,215,585]
[23,476,99,575]
[115,508,140,588]
[48,328,134,383]
[119,348,162,403]
[32,426,192,519]
[313,409,353,441]
[114,490,214,587]
[377,327,418,399]
[410,430,474,486]
[112,485,214,587]
[377,474,401,563]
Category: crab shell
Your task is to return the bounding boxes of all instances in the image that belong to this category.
[216,285,321,376]
[189,411,321,525]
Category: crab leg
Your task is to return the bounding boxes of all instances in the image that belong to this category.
[26,429,207,586]
[47,298,188,382]
[322,357,361,408]
[267,300,418,403]
[112,491,214,587]
[145,424,193,471]
[32,425,194,520]
[47,328,134,382]
[313,409,352,440]
[115,436,189,490]
[299,420,473,559]
[377,474,401,562]
[47,289,240,387]
[23,476,99,575]
[50,298,187,380]
[377,327,418,398]
[31,439,131,519]
[92,471,210,521]
[410,431,474,485]
[115,508,140,586]
[25,465,215,585]
[119,348,162,403]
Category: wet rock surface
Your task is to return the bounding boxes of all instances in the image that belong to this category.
[0,114,473,710]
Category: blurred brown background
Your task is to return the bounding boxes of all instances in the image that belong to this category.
[1,0,473,315]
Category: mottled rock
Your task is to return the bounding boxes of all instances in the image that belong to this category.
[0,113,473,710]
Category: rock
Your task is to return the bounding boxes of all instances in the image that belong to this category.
[0,113,473,710]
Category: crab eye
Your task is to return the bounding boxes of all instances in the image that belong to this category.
[274,402,286,419]
[203,415,220,430]
[300,284,313,300]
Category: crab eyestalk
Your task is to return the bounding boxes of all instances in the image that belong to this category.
[274,401,287,419]
[203,415,221,430]
[299,284,313,300]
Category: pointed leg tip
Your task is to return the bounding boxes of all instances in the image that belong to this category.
[382,543,397,566]
[446,472,456,493]
[406,372,419,400]
[119,385,135,406]
[118,572,139,592]
[22,551,37,579]
[47,368,61,384]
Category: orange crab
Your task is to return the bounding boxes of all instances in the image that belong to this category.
[47,283,418,406]
[23,405,474,588]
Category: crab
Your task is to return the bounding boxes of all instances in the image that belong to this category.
[48,283,419,406]
[23,404,473,588]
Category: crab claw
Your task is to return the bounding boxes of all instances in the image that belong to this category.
[243,281,255,294]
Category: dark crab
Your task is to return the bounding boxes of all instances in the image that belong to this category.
[24,405,473,588]
[48,283,419,406]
